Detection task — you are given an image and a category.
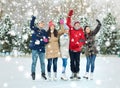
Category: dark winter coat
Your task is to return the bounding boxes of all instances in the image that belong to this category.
[29,16,48,53]
[84,22,101,56]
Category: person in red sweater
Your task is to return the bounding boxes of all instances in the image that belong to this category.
[66,10,85,79]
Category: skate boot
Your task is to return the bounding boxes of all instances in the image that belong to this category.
[90,73,93,80]
[53,72,57,81]
[41,73,47,80]
[48,72,52,81]
[31,72,35,80]
[75,73,81,79]
[83,72,89,79]
[61,73,68,81]
[70,73,75,79]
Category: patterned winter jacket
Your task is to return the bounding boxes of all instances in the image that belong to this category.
[85,22,101,56]
[29,16,48,53]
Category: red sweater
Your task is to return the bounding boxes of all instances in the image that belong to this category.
[66,16,85,52]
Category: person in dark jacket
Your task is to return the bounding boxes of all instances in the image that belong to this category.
[83,19,101,80]
[66,10,85,79]
[30,16,48,80]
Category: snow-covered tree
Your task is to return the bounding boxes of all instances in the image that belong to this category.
[0,15,16,54]
[20,21,32,54]
[98,13,119,55]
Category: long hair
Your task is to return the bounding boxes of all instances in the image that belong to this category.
[47,27,58,38]
[84,26,89,38]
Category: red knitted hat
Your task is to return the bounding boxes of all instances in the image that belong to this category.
[74,21,80,25]
[49,20,55,27]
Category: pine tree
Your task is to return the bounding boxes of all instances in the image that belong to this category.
[0,15,16,54]
[98,13,119,55]
[20,20,32,54]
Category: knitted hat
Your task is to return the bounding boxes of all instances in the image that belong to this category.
[74,21,80,25]
[49,20,55,27]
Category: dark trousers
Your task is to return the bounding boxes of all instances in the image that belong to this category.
[47,58,58,72]
[69,50,81,73]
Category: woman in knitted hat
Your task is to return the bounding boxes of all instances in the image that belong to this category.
[46,20,64,80]
[59,19,69,80]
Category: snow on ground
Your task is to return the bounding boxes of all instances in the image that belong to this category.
[0,55,120,88]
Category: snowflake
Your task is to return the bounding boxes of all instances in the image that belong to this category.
[32,85,37,88]
[105,41,110,47]
[18,65,24,72]
[5,56,12,62]
[70,82,77,88]
[3,83,8,88]
[71,39,74,42]
[24,72,31,79]
[95,80,102,85]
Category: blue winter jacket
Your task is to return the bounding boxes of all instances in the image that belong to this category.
[29,16,48,53]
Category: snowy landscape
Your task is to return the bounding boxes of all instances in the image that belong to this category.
[0,0,120,88]
[0,55,120,88]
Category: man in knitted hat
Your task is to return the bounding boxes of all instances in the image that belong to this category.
[30,15,48,80]
[66,10,85,79]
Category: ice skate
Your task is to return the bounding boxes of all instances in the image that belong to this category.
[83,72,89,79]
[61,73,68,81]
[31,72,35,80]
[41,73,47,80]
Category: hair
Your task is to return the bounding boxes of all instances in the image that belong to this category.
[47,27,58,38]
[84,26,89,32]
[84,26,90,38]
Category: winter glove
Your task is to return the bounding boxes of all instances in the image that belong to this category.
[68,10,74,17]
[96,19,101,25]
[60,19,64,24]
[32,15,36,19]
[43,38,48,43]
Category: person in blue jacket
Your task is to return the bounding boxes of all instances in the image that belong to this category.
[30,15,48,80]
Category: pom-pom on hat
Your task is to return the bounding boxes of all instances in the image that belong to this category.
[49,20,55,27]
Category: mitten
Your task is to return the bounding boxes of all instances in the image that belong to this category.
[60,19,64,24]
[68,10,74,17]
[96,19,101,25]
[32,15,36,19]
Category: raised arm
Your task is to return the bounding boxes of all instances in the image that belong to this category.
[30,16,37,31]
[58,19,65,35]
[93,19,102,35]
[66,10,73,29]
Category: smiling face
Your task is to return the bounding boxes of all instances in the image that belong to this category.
[50,25,55,30]
[38,21,44,28]
[85,26,91,34]
[74,23,80,30]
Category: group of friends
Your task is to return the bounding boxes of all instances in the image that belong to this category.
[29,10,101,81]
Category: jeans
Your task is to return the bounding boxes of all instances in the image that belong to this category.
[47,58,58,72]
[86,54,96,73]
[31,50,45,74]
[69,50,81,73]
[62,58,68,73]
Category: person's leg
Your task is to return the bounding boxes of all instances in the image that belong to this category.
[31,50,38,80]
[62,58,67,73]
[47,59,52,79]
[53,57,58,80]
[69,50,75,73]
[38,52,47,80]
[75,51,81,73]
[83,56,90,79]
[61,58,68,80]
[69,50,76,79]
[91,54,96,73]
[74,51,81,79]
[86,56,91,73]
[47,59,52,72]
[90,54,96,80]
